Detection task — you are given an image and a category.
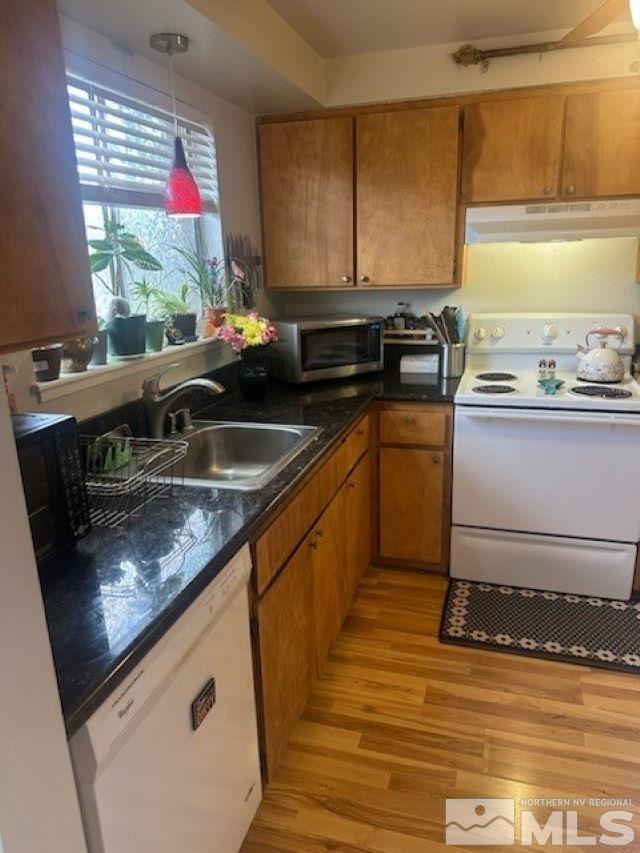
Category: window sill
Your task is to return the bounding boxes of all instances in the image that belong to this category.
[33,338,227,403]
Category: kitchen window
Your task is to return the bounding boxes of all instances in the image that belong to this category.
[67,75,223,322]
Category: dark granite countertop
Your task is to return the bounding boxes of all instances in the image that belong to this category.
[42,368,458,737]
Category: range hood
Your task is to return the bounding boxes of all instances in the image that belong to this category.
[465,199,640,244]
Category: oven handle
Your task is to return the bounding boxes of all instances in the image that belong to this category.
[457,408,640,428]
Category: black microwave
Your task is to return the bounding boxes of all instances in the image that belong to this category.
[12,413,90,569]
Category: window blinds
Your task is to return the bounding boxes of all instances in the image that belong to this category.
[67,76,218,211]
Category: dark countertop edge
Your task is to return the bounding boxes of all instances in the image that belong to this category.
[63,393,374,737]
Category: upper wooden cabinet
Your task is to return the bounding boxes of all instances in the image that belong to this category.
[562,89,640,198]
[356,106,460,285]
[259,118,354,289]
[0,0,96,353]
[462,96,565,203]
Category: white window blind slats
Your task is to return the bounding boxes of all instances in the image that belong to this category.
[67,75,218,212]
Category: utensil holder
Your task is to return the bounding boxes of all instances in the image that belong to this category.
[441,343,465,378]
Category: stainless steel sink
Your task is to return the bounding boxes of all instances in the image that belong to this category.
[175,421,321,491]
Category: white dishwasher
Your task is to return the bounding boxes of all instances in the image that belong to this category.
[70,544,261,853]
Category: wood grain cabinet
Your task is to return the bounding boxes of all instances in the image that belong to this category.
[377,403,452,568]
[252,414,372,780]
[461,96,565,203]
[562,88,640,198]
[356,107,460,285]
[255,536,316,776]
[0,0,96,353]
[259,117,354,288]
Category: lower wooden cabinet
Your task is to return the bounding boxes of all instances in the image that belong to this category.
[255,536,316,776]
[344,452,372,609]
[379,447,446,564]
[377,403,452,568]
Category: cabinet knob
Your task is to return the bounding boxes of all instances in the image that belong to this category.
[315,528,324,539]
[404,416,416,425]
[309,539,318,550]
[77,308,93,319]
[341,275,351,283]
[347,481,356,489]
[431,454,441,464]
[360,275,370,283]
[543,185,552,195]
[566,185,575,195]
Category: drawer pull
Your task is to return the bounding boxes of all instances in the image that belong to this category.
[404,416,416,425]
[431,454,441,464]
[347,481,356,489]
[315,528,324,538]
[309,539,318,550]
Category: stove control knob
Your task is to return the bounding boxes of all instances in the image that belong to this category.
[474,325,488,341]
[541,323,559,343]
[491,325,506,341]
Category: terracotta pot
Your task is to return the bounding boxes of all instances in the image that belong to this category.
[32,344,62,382]
[61,336,94,373]
[203,306,226,338]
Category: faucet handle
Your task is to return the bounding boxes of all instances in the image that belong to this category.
[142,363,180,396]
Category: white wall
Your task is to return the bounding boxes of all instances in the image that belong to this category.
[271,238,640,331]
[0,389,87,853]
[324,26,637,106]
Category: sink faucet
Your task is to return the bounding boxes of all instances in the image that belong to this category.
[142,363,225,439]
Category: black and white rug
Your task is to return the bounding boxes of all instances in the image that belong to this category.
[440,580,640,673]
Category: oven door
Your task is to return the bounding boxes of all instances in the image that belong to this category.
[452,406,640,542]
[298,322,382,381]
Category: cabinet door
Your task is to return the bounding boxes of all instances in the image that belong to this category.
[344,452,372,609]
[311,488,347,674]
[1,0,96,353]
[562,89,640,198]
[256,538,316,779]
[462,96,565,203]
[259,118,354,288]
[356,107,460,285]
[379,447,445,564]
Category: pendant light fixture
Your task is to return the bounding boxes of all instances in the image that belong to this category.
[150,32,203,218]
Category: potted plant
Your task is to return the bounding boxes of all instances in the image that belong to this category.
[216,312,278,402]
[88,219,162,358]
[154,284,198,345]
[90,318,108,366]
[130,279,164,353]
[173,247,228,338]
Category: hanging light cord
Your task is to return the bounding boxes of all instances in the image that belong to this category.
[169,52,178,136]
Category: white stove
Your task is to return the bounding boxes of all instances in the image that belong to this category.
[451,313,640,600]
[455,312,640,411]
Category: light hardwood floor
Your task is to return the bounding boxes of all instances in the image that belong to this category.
[242,568,640,851]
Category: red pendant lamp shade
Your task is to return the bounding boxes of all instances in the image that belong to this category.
[165,137,203,217]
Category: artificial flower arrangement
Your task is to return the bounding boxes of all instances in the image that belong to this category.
[216,312,278,353]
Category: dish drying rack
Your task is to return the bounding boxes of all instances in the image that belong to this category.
[81,434,188,528]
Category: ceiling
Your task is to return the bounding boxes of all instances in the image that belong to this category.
[58,0,321,113]
[266,0,629,57]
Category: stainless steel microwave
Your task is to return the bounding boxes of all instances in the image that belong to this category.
[271,315,384,383]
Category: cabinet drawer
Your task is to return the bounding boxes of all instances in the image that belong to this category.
[255,454,338,595]
[334,414,370,481]
[380,409,446,447]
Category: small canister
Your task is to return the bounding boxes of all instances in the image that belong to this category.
[441,343,466,378]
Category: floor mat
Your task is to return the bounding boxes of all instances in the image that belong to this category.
[440,579,640,673]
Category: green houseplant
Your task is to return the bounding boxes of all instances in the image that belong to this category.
[130,279,164,353]
[153,284,198,345]
[88,219,163,358]
[173,247,227,337]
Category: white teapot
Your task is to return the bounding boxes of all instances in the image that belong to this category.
[576,326,626,384]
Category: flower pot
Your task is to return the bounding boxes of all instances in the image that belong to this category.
[32,343,62,382]
[90,330,108,366]
[61,336,94,373]
[239,352,268,402]
[145,320,165,353]
[173,312,197,342]
[107,314,146,358]
[203,306,226,338]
